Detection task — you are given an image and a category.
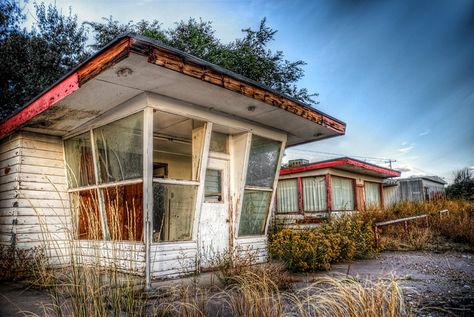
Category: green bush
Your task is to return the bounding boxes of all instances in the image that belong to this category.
[269,216,376,272]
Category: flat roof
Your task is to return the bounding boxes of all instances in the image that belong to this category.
[0,33,346,145]
[280,157,401,178]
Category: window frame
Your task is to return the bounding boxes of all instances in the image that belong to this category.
[65,112,145,243]
[236,133,285,238]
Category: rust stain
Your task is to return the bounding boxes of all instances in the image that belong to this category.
[4,166,11,175]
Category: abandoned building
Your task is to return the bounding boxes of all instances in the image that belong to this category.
[273,157,400,229]
[0,34,346,285]
[383,176,447,206]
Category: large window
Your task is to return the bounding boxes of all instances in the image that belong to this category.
[365,182,381,208]
[331,176,354,211]
[238,135,281,236]
[65,112,144,241]
[152,111,205,242]
[302,176,327,211]
[277,179,298,213]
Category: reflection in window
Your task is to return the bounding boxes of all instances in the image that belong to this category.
[70,190,103,240]
[153,111,205,181]
[245,135,281,187]
[209,131,229,153]
[331,176,354,211]
[64,132,95,188]
[238,190,271,236]
[94,112,143,183]
[302,177,327,211]
[101,183,143,241]
[205,169,222,202]
[277,179,298,213]
[153,184,196,242]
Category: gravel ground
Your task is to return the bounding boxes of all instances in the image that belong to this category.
[308,251,474,316]
[1,251,473,316]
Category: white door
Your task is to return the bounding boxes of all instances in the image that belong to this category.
[199,157,230,268]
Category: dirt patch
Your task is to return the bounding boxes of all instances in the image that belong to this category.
[299,251,474,316]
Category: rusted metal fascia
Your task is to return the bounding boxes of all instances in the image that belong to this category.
[146,46,346,134]
[0,73,80,138]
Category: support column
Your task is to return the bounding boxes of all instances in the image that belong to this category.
[325,174,332,212]
[143,107,153,290]
[297,177,304,213]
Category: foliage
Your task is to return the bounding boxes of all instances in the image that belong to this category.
[269,217,375,272]
[0,244,46,281]
[86,17,317,105]
[446,168,474,200]
[0,1,89,120]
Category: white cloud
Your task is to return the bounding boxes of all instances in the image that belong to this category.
[398,146,414,153]
[418,129,431,136]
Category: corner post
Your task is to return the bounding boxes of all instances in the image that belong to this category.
[143,107,153,290]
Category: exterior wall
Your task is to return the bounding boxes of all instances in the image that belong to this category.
[274,168,385,230]
[0,131,70,264]
[421,179,446,200]
[399,179,424,201]
[383,185,400,207]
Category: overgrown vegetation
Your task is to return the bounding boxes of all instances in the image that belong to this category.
[0,244,45,282]
[269,200,474,272]
[446,168,474,200]
[269,217,376,272]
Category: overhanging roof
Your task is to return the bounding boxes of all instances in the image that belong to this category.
[280,157,401,178]
[0,33,346,146]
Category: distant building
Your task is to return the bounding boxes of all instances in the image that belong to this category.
[287,159,309,167]
[384,176,447,206]
[274,157,400,229]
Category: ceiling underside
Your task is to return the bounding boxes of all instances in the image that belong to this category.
[23,53,341,146]
[334,164,395,179]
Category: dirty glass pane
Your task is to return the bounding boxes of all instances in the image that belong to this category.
[365,182,381,208]
[245,135,281,188]
[94,112,143,184]
[64,132,95,188]
[209,131,229,153]
[153,183,197,242]
[331,176,354,211]
[153,111,205,181]
[70,189,103,240]
[277,179,299,213]
[101,183,143,241]
[205,169,222,202]
[238,190,271,236]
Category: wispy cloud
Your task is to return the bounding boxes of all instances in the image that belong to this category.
[398,146,414,153]
[418,129,431,136]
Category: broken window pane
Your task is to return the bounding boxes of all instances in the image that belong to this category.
[101,183,144,241]
[94,112,143,184]
[277,179,299,213]
[64,132,95,188]
[153,183,197,242]
[71,189,103,240]
[205,169,222,202]
[245,135,281,188]
[209,131,229,153]
[153,111,205,181]
[238,190,271,236]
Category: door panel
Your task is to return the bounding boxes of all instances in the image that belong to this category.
[199,157,229,268]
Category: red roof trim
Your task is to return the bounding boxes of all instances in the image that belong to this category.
[280,158,400,177]
[0,73,79,138]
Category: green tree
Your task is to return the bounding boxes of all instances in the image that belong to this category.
[0,1,88,120]
[446,168,474,200]
[86,17,318,105]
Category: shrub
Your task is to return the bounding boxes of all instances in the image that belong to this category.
[0,244,46,282]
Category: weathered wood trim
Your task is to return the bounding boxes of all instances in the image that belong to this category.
[325,174,332,212]
[147,47,345,134]
[0,74,79,138]
[77,38,131,85]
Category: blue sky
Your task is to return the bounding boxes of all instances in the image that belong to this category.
[24,0,474,183]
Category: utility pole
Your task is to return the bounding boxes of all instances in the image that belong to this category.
[385,159,396,169]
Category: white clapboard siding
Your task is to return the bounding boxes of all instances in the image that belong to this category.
[235,236,268,263]
[0,132,72,265]
[150,241,198,279]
